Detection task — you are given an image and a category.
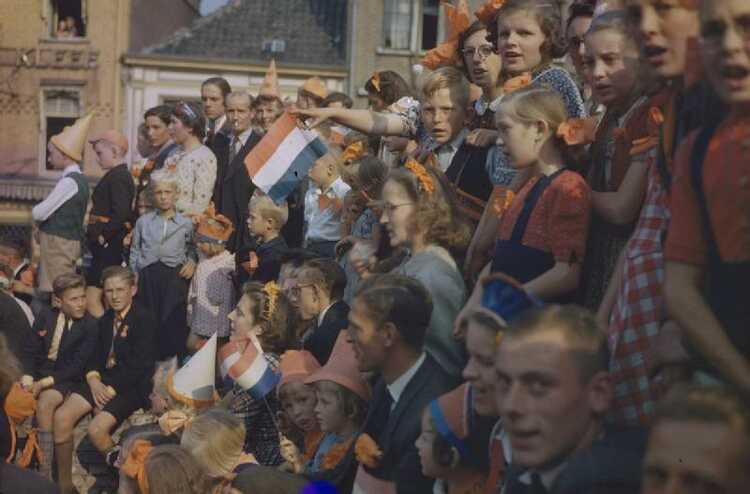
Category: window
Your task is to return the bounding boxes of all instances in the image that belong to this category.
[41,88,81,171]
[383,0,414,50]
[49,0,87,39]
[381,0,445,53]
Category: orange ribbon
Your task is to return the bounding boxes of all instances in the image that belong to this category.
[342,141,366,163]
[355,433,383,469]
[475,0,506,24]
[421,0,472,70]
[318,195,344,212]
[405,159,436,194]
[502,72,532,93]
[370,72,381,93]
[158,410,194,435]
[121,439,153,494]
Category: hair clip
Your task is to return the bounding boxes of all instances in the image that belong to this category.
[262,281,280,321]
[404,159,435,194]
[556,117,598,146]
[121,439,153,494]
[178,101,198,121]
[370,72,381,93]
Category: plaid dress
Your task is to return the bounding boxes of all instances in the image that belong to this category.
[607,155,667,425]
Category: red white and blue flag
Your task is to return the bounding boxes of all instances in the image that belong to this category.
[244,112,328,204]
[219,340,279,400]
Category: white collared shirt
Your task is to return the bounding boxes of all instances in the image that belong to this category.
[304,177,351,242]
[206,114,227,137]
[386,353,425,410]
[32,164,82,222]
[435,129,468,172]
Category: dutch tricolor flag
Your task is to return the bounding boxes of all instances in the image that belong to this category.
[219,340,280,400]
[244,112,328,204]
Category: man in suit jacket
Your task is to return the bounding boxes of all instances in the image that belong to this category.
[349,274,461,494]
[52,266,156,494]
[19,273,97,480]
[219,91,260,253]
[298,258,350,365]
[496,305,645,494]
[203,77,234,209]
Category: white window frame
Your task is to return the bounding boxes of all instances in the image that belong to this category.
[378,0,446,56]
[39,86,83,177]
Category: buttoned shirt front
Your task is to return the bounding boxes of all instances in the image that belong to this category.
[128,211,195,274]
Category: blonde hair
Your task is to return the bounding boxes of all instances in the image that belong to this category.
[249,193,289,228]
[386,165,471,251]
[197,241,225,257]
[421,66,471,111]
[496,85,569,154]
[149,170,178,190]
[180,409,246,478]
[145,445,215,494]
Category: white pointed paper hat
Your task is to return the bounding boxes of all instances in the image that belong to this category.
[259,59,281,99]
[167,333,217,408]
[50,111,94,162]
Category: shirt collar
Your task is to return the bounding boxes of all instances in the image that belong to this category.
[518,462,568,490]
[209,115,227,133]
[317,301,335,327]
[12,260,28,278]
[234,128,253,145]
[386,353,425,405]
[116,304,132,321]
[62,164,81,177]
[438,128,468,152]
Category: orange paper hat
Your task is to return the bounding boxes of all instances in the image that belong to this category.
[259,59,281,99]
[121,439,153,494]
[422,0,472,70]
[196,203,235,244]
[300,77,329,100]
[50,111,94,161]
[429,383,472,460]
[305,332,371,401]
[279,350,322,389]
[475,0,505,24]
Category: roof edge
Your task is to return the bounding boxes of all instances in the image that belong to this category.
[121,53,348,77]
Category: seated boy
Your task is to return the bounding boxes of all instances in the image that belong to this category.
[52,266,156,493]
[129,171,196,360]
[304,150,351,258]
[296,258,349,365]
[0,237,35,306]
[237,193,289,288]
[19,273,98,480]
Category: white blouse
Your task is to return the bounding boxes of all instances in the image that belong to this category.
[165,145,217,216]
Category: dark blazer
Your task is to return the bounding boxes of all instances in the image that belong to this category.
[503,425,647,494]
[361,353,461,494]
[0,292,31,359]
[219,132,262,253]
[21,309,98,383]
[445,142,493,222]
[87,303,157,401]
[86,163,135,243]
[302,300,349,365]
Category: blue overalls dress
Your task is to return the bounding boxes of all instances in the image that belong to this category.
[491,170,564,284]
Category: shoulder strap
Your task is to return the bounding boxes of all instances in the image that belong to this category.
[689,119,723,264]
[510,169,566,243]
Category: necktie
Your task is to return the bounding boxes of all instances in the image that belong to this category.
[230,136,242,162]
[207,119,216,145]
[106,314,123,369]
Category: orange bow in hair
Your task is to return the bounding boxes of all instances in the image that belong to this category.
[502,72,532,93]
[342,141,366,164]
[556,117,598,146]
[475,0,505,24]
[370,72,381,93]
[158,410,194,435]
[422,0,472,70]
[121,439,153,494]
[405,159,435,194]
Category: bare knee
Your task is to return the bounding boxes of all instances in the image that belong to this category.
[87,414,114,441]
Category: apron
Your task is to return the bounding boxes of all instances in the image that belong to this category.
[688,120,750,376]
[491,170,565,293]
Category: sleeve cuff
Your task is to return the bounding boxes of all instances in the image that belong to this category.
[40,376,55,388]
[86,370,101,381]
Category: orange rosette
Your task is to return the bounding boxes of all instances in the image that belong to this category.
[404,159,435,194]
[556,117,598,146]
[342,141,366,164]
[475,0,505,24]
[355,433,383,469]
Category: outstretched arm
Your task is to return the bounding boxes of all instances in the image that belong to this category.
[293,107,409,137]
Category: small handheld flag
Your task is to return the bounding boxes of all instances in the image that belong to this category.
[245,112,328,204]
[219,340,280,400]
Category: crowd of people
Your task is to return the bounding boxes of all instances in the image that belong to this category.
[0,0,749,492]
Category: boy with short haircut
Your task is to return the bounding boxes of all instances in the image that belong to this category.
[296,258,349,365]
[19,273,98,480]
[52,266,157,493]
[0,237,34,305]
[304,149,351,258]
[86,129,134,317]
[238,193,290,287]
[129,171,196,360]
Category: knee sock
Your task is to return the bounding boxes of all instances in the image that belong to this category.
[38,430,54,480]
[54,440,74,494]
